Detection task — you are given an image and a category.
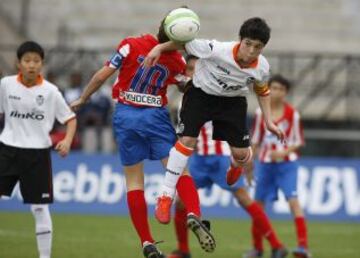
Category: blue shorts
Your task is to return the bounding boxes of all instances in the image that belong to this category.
[188,154,245,192]
[254,161,299,202]
[112,103,176,166]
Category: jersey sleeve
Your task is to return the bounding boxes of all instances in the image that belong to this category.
[184,39,216,59]
[105,39,131,70]
[54,90,76,124]
[253,57,271,96]
[251,108,265,145]
[0,79,4,113]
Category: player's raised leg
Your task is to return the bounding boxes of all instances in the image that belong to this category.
[227,147,253,185]
[156,139,195,224]
[159,157,216,253]
[168,200,191,258]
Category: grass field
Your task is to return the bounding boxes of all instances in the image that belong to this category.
[0,211,359,258]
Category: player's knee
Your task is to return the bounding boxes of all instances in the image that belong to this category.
[234,188,252,207]
[288,198,304,217]
[31,204,52,233]
[232,147,253,165]
[181,170,191,176]
[179,136,197,149]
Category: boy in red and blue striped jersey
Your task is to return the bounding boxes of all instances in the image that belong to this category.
[252,74,310,258]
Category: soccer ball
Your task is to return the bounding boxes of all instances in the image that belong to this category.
[164,8,200,43]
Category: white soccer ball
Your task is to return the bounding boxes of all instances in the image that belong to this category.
[164,8,200,43]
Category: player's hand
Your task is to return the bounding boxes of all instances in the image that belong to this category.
[55,140,71,157]
[266,122,285,143]
[70,97,85,112]
[143,46,162,67]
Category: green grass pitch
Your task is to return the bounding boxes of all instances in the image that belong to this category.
[0,212,359,258]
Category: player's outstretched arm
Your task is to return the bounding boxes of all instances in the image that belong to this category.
[256,94,285,142]
[55,118,77,157]
[143,41,184,67]
[70,66,115,111]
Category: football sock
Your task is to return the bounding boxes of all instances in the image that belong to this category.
[176,175,201,217]
[127,190,154,245]
[247,202,282,249]
[31,205,52,258]
[251,220,263,251]
[174,204,190,253]
[161,141,193,198]
[295,216,308,248]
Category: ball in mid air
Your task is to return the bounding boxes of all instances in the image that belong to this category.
[164,8,200,43]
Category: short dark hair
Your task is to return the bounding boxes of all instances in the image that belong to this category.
[269,74,291,91]
[239,17,271,45]
[157,18,170,43]
[17,41,44,60]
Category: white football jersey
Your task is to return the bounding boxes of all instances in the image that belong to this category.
[0,75,75,148]
[185,39,270,97]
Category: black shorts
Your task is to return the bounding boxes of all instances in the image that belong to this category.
[0,142,53,204]
[178,84,250,148]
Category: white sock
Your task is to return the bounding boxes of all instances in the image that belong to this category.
[31,205,52,258]
[161,146,191,198]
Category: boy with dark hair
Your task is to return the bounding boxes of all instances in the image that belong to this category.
[0,41,77,258]
[144,17,284,229]
[70,10,214,258]
[168,57,288,258]
[252,74,310,258]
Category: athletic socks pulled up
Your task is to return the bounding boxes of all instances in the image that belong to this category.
[127,190,154,245]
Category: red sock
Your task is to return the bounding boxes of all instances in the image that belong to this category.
[295,216,308,248]
[176,175,201,217]
[247,202,282,249]
[251,220,263,251]
[127,190,154,245]
[174,204,189,253]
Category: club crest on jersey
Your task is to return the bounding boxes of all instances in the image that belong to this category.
[36,95,44,106]
[245,77,255,86]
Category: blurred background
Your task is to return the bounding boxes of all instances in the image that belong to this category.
[0,1,360,258]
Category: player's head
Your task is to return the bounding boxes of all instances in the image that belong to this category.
[239,17,271,45]
[237,17,270,64]
[185,55,198,78]
[17,41,44,61]
[16,41,44,80]
[269,74,291,103]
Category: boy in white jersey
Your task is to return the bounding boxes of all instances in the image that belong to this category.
[0,41,77,258]
[252,75,310,258]
[144,17,284,225]
[168,56,288,258]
